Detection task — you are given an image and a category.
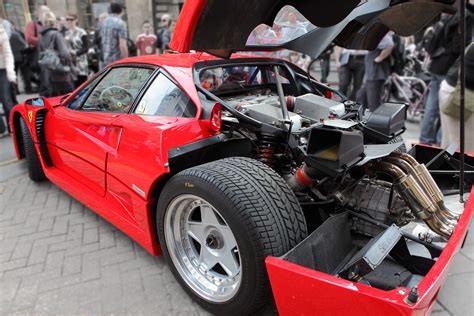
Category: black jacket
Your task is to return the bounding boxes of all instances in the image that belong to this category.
[428,4,473,76]
[39,27,71,82]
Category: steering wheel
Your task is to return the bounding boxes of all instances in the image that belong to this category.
[99,86,133,111]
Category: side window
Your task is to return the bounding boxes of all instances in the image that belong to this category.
[79,67,153,112]
[67,74,103,110]
[134,73,197,118]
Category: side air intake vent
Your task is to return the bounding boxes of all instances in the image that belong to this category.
[35,110,47,142]
[35,110,53,167]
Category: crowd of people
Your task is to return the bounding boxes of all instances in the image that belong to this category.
[0,2,177,137]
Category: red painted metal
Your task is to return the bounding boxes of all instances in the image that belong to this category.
[266,186,474,316]
[169,0,207,53]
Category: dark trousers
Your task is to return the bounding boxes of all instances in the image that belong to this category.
[39,68,52,97]
[23,49,39,92]
[15,61,35,93]
[338,55,365,100]
[52,81,74,96]
[320,56,331,83]
[356,80,386,112]
[366,80,386,112]
[0,69,13,133]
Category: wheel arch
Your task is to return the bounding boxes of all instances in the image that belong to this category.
[147,136,253,246]
[12,111,26,159]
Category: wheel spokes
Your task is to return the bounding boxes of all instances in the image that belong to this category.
[187,221,206,244]
[220,226,238,251]
[200,205,222,226]
[218,249,240,277]
[187,204,240,277]
[199,245,219,271]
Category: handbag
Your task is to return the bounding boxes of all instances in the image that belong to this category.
[441,83,474,121]
[38,33,70,73]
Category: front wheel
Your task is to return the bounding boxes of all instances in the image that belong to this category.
[157,157,307,315]
[20,118,46,181]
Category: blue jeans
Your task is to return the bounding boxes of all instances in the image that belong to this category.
[420,73,444,145]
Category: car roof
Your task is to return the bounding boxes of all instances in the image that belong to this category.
[112,52,220,69]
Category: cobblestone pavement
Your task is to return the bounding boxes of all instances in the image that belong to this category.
[0,175,207,315]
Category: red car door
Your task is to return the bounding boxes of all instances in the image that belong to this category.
[45,66,155,197]
[46,108,122,196]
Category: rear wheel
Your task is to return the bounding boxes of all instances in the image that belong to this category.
[20,119,46,181]
[157,157,307,315]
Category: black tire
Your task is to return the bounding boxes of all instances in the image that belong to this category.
[20,119,46,181]
[157,157,307,315]
[388,135,407,153]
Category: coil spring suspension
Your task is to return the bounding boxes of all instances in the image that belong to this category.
[257,133,278,167]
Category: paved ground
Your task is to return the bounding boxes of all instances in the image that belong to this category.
[0,92,472,315]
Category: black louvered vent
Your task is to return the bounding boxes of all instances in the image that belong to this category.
[35,110,47,142]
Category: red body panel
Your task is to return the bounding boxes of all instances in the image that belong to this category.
[266,186,474,316]
[169,0,207,53]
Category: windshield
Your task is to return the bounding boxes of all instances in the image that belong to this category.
[199,64,291,93]
[246,5,317,46]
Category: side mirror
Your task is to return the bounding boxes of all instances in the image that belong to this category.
[25,96,54,111]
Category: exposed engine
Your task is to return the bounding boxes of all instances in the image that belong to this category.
[225,90,457,238]
[221,90,460,240]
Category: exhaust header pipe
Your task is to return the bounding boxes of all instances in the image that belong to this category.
[369,153,458,238]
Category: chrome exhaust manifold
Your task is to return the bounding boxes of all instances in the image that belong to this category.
[368,153,458,238]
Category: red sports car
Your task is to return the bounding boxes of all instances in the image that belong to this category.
[10,0,473,315]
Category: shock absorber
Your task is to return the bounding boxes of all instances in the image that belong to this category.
[257,133,278,167]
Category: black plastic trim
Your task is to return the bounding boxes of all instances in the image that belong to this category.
[168,134,230,160]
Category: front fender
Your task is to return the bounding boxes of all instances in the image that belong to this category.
[9,97,52,160]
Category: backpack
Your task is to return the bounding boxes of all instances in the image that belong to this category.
[38,32,70,73]
[423,15,460,59]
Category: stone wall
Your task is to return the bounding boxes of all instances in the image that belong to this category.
[125,0,153,40]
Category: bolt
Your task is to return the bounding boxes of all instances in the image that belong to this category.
[407,287,419,304]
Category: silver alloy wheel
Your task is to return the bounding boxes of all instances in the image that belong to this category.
[164,194,242,303]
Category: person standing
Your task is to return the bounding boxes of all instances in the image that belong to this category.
[418,6,473,146]
[334,47,366,100]
[318,44,334,84]
[24,5,50,94]
[39,12,73,97]
[8,25,27,104]
[439,44,474,152]
[156,14,172,53]
[0,23,16,136]
[93,12,108,70]
[136,20,157,56]
[101,3,128,66]
[64,13,89,87]
[362,33,394,112]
